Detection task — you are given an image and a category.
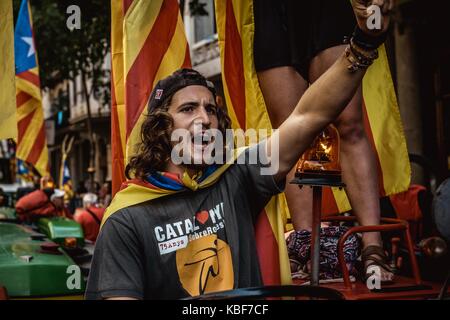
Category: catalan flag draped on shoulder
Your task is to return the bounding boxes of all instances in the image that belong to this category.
[215,0,292,285]
[0,0,17,140]
[14,0,48,177]
[102,162,238,228]
[110,0,191,196]
[215,0,410,285]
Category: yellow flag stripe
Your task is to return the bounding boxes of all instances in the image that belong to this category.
[16,76,42,102]
[0,0,17,140]
[111,0,126,151]
[264,197,294,284]
[0,112,17,140]
[102,183,177,227]
[239,1,272,136]
[33,144,49,177]
[28,68,39,76]
[363,48,411,194]
[16,101,44,160]
[17,99,37,121]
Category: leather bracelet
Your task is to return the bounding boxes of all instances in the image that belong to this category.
[345,47,370,73]
[345,44,378,73]
[352,25,387,51]
[350,38,379,61]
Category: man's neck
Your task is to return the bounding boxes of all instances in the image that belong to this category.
[165,161,197,178]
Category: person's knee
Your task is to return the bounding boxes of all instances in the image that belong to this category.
[336,119,366,145]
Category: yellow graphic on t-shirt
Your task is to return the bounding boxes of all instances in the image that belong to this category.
[176,234,233,297]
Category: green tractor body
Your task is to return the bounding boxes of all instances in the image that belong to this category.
[0,222,85,298]
[37,217,85,248]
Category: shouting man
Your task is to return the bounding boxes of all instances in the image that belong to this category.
[86,0,393,300]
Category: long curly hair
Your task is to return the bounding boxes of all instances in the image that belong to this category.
[125,93,232,180]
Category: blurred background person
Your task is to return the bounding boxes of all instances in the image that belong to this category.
[98,181,112,208]
[15,187,71,222]
[73,193,105,242]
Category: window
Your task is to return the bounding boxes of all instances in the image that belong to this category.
[193,0,216,43]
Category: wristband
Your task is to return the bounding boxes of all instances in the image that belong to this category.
[352,25,387,50]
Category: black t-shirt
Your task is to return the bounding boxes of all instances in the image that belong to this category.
[85,148,285,300]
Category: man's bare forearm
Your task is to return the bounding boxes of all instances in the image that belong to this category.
[272,51,367,180]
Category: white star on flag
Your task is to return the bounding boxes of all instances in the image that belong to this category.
[21,36,35,58]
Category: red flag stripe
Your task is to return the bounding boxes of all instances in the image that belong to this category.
[111,61,118,112]
[362,101,386,196]
[182,43,192,69]
[255,209,281,285]
[111,75,125,195]
[26,122,46,164]
[322,187,340,215]
[125,0,178,139]
[16,91,33,107]
[123,0,133,15]
[16,71,41,88]
[223,0,246,129]
[17,109,36,144]
[111,105,126,194]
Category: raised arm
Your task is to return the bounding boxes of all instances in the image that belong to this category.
[270,0,393,181]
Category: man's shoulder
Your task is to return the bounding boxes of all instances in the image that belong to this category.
[105,199,160,227]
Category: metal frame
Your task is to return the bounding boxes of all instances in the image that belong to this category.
[322,216,422,289]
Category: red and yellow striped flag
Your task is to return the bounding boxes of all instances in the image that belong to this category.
[110,0,191,195]
[215,0,410,285]
[0,0,17,140]
[215,0,292,285]
[14,0,48,177]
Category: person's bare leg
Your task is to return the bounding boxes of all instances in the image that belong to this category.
[256,67,313,231]
[309,45,393,281]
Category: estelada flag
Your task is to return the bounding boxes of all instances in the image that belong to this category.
[17,159,34,183]
[14,0,48,177]
[110,0,191,195]
[215,0,410,285]
[0,0,17,140]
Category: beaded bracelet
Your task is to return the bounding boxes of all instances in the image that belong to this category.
[344,39,379,73]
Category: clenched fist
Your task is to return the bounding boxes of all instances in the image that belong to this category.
[351,0,394,36]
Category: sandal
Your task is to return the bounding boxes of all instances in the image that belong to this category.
[289,258,302,273]
[361,245,394,284]
[290,259,310,280]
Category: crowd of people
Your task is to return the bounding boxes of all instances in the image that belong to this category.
[4,177,112,242]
